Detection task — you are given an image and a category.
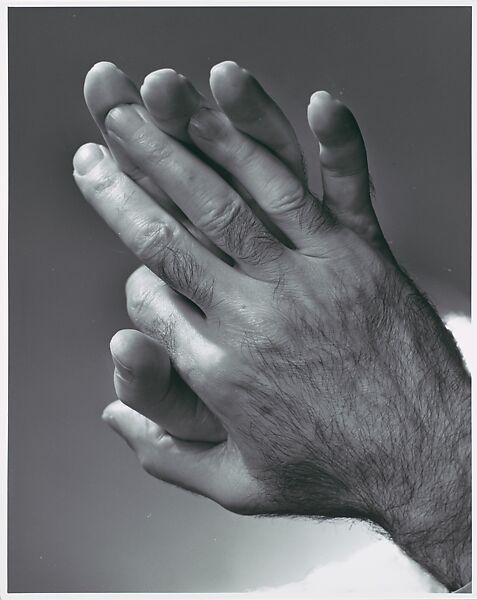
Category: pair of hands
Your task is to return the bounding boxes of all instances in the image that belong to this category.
[73,61,470,590]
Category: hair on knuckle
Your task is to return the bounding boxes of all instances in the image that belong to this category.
[205,200,282,265]
[308,195,337,233]
[159,247,214,308]
[234,226,283,265]
[196,194,242,241]
[150,314,177,355]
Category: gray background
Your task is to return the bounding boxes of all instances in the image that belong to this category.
[9,7,470,593]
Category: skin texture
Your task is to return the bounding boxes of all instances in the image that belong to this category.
[74,62,470,590]
[86,60,383,443]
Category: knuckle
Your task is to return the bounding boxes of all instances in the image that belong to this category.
[163,252,214,307]
[125,270,176,346]
[196,193,243,240]
[90,170,121,196]
[141,134,173,168]
[233,138,257,168]
[126,282,155,324]
[314,198,338,232]
[203,199,280,264]
[271,182,307,215]
[192,192,283,265]
[134,218,175,263]
[149,315,176,354]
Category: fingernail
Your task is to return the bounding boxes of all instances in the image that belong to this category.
[144,67,177,82]
[141,70,201,118]
[210,61,251,90]
[111,354,135,383]
[105,104,145,139]
[210,60,240,76]
[189,108,225,141]
[309,90,333,105]
[89,60,118,74]
[73,143,104,175]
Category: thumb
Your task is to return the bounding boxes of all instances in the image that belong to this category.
[110,329,226,443]
[102,400,263,514]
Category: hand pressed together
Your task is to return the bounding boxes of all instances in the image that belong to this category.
[73,61,470,590]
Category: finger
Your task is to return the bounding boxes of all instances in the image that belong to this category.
[140,67,254,212]
[142,63,305,191]
[141,64,307,247]
[83,62,140,168]
[140,67,285,241]
[188,108,332,250]
[141,68,205,143]
[210,61,306,181]
[307,91,389,253]
[84,62,229,261]
[102,400,263,513]
[73,143,233,311]
[125,265,224,398]
[83,61,191,224]
[102,104,288,275]
[110,329,226,443]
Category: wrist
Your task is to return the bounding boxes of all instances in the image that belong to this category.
[358,282,472,590]
[374,380,471,590]
[390,448,470,590]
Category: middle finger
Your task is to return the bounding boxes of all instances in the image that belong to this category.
[103,103,290,276]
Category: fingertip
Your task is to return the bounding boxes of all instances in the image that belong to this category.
[87,60,119,77]
[84,61,140,122]
[209,62,263,125]
[110,329,150,376]
[142,67,179,90]
[210,60,241,79]
[307,90,334,124]
[84,61,118,97]
[110,328,171,384]
[308,91,357,145]
[309,89,332,101]
[308,89,333,108]
[210,60,249,97]
[101,400,122,424]
[141,69,182,112]
[141,68,201,120]
[72,142,107,176]
[109,328,144,359]
[124,264,150,297]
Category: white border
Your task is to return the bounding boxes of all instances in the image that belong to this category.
[0,1,473,599]
[1,0,8,598]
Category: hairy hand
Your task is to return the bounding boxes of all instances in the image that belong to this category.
[84,60,384,444]
[74,64,470,590]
